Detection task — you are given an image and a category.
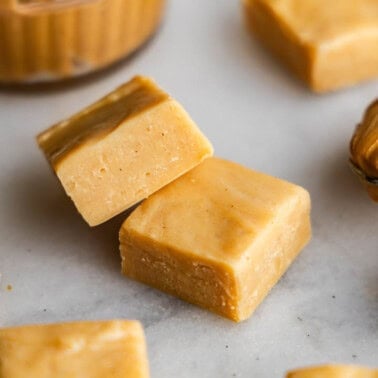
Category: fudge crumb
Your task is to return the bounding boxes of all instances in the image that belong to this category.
[6,284,12,291]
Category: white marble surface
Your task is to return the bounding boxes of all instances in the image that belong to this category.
[0,1,377,377]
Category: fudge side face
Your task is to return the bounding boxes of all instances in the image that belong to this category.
[0,320,149,378]
[120,157,311,321]
[286,364,378,378]
[244,0,378,92]
[37,76,213,226]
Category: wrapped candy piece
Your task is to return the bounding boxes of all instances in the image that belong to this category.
[350,99,378,202]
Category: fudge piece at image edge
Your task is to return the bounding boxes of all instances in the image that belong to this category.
[286,364,378,378]
[350,99,378,202]
[37,76,213,226]
[243,0,378,92]
[120,157,311,322]
[0,320,149,378]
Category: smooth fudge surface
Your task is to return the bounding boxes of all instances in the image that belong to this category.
[0,320,149,378]
[287,365,378,378]
[120,158,311,322]
[244,0,378,92]
[37,76,213,226]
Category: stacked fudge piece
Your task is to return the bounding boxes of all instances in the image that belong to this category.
[37,75,312,322]
[37,76,213,226]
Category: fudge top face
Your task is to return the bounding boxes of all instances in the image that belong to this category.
[37,76,169,168]
[122,157,310,267]
[0,320,148,378]
[247,0,378,45]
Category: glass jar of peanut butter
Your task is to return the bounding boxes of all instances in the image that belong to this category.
[0,0,166,83]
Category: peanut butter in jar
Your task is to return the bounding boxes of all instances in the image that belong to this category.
[0,0,166,83]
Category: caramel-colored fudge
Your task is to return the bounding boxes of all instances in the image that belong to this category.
[243,0,378,92]
[120,158,311,322]
[37,76,213,226]
[0,320,149,378]
[286,364,378,378]
[350,99,378,202]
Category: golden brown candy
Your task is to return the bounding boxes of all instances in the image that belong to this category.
[350,100,378,202]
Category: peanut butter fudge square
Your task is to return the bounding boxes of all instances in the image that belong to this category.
[120,157,311,322]
[37,76,213,226]
[0,320,149,378]
[243,0,378,92]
